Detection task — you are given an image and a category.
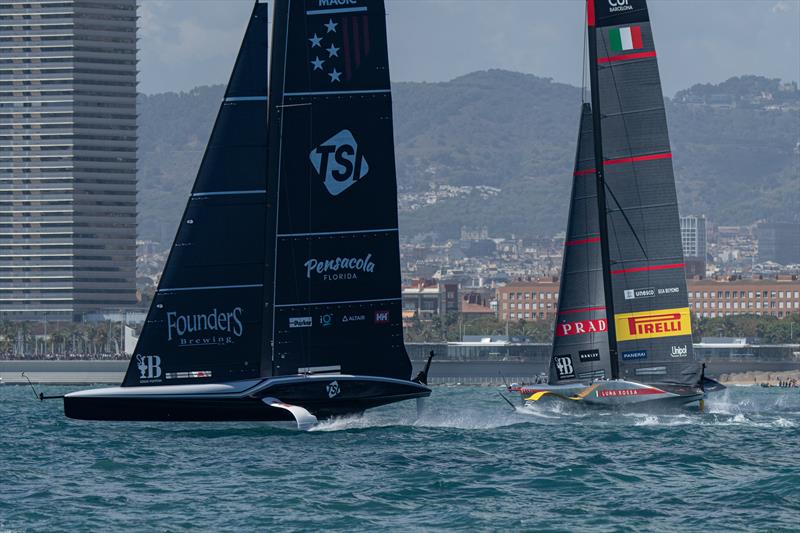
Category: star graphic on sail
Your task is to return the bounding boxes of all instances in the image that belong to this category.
[310,56,325,71]
[305,11,373,84]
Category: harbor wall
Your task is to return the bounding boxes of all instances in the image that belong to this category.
[2,354,800,385]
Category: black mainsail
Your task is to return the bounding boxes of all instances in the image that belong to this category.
[587,0,700,387]
[122,2,270,387]
[549,104,611,385]
[522,0,720,406]
[267,0,410,380]
[63,0,428,423]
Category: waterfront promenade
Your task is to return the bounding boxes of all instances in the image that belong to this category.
[2,358,800,386]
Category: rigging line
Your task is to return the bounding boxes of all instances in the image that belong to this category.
[290,3,315,372]
[603,181,649,260]
[270,0,293,368]
[581,4,588,103]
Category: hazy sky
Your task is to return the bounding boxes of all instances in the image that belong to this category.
[139,0,800,96]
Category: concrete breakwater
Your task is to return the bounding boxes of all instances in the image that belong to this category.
[3,358,800,386]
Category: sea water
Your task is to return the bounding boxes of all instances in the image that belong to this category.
[1,385,798,532]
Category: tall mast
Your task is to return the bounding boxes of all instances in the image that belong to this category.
[586,0,619,380]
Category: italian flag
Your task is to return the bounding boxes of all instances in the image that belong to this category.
[609,26,643,52]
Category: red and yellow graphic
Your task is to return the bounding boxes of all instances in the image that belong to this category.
[614,307,692,342]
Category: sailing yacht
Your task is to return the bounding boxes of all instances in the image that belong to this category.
[518,0,723,408]
[63,0,430,427]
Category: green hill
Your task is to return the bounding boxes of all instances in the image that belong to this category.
[137,71,799,247]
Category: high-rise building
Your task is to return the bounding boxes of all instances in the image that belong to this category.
[680,215,707,277]
[680,215,707,258]
[0,0,138,321]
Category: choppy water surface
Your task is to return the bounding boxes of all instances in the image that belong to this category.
[1,385,798,532]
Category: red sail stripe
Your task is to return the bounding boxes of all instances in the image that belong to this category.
[342,17,351,80]
[362,15,370,56]
[605,152,672,166]
[574,153,670,176]
[353,16,361,68]
[631,26,644,49]
[611,263,685,275]
[587,0,595,27]
[598,51,657,64]
[565,236,601,246]
[559,306,606,315]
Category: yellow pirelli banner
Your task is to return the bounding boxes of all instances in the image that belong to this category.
[614,307,692,342]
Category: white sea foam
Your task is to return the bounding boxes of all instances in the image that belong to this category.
[633,415,661,426]
[773,417,796,428]
[309,413,396,432]
[515,405,560,419]
[310,404,526,432]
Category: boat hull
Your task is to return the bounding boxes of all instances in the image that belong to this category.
[513,379,707,409]
[64,374,430,421]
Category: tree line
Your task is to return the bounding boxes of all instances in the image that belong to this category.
[0,321,129,360]
[1,313,796,359]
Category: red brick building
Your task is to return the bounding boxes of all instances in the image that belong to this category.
[496,277,800,322]
[496,279,560,322]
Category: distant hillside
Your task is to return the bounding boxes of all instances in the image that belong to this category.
[138,85,224,245]
[137,72,799,247]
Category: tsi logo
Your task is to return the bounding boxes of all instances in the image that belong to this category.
[671,345,688,358]
[309,129,370,196]
[326,380,341,398]
[136,354,162,380]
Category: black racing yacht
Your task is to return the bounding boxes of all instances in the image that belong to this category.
[513,0,724,408]
[64,0,430,427]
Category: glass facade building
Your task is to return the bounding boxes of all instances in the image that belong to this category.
[0,0,137,320]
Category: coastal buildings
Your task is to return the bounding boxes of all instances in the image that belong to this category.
[688,277,800,319]
[495,277,800,322]
[496,279,559,322]
[402,279,459,321]
[0,0,138,321]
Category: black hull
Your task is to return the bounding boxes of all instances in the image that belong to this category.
[64,375,430,422]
